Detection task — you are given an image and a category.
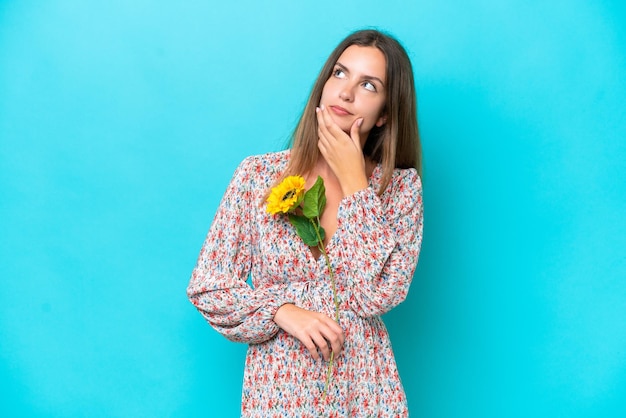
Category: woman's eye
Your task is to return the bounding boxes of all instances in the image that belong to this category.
[333,68,345,78]
[363,81,376,92]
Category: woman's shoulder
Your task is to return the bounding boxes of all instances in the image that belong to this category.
[239,149,289,169]
[379,166,422,206]
[392,166,421,189]
[234,150,290,189]
[371,164,420,192]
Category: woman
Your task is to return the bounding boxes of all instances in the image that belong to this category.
[187,29,423,417]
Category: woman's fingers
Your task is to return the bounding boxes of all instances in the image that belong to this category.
[349,117,363,150]
[318,320,346,360]
[316,105,359,162]
[315,106,334,150]
[311,330,332,361]
[317,105,348,143]
[321,323,345,359]
[322,105,362,150]
[301,335,321,361]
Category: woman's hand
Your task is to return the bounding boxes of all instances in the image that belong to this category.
[316,105,369,197]
[273,303,345,361]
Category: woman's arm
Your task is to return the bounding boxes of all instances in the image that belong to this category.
[315,105,424,318]
[187,157,295,344]
[334,169,423,318]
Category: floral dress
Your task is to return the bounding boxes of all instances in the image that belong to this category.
[187,150,423,417]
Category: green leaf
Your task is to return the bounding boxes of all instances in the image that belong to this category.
[318,194,327,217]
[288,214,320,246]
[302,176,326,219]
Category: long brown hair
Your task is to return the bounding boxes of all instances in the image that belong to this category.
[284,29,421,195]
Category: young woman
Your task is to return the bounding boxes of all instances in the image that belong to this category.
[187,29,423,417]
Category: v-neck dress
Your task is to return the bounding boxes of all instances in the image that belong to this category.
[187,150,423,417]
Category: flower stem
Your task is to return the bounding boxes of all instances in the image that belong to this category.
[311,217,339,401]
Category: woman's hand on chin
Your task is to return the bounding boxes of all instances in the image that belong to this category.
[316,105,369,197]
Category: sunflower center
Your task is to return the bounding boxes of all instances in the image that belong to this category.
[282,190,296,201]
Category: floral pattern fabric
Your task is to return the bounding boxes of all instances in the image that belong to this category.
[187,150,423,417]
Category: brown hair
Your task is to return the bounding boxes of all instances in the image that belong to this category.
[285,29,421,195]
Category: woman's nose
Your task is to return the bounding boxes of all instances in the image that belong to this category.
[339,86,354,102]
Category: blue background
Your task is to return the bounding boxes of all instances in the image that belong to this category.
[1,1,625,417]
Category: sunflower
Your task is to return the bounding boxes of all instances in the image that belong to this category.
[266,175,306,215]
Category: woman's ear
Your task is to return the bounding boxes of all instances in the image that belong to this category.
[375,114,387,127]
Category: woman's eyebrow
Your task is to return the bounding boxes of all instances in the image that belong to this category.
[335,62,385,87]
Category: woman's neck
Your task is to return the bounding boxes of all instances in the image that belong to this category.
[313,156,376,178]
[313,157,336,177]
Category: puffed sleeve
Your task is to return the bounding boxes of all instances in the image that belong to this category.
[333,168,423,318]
[187,157,295,344]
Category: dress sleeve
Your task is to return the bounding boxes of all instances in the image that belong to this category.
[334,168,423,318]
[187,157,294,344]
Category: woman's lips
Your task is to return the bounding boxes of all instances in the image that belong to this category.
[329,105,353,116]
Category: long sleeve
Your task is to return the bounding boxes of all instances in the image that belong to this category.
[187,157,295,344]
[333,168,423,318]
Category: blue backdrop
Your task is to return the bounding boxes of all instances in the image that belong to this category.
[1,1,625,417]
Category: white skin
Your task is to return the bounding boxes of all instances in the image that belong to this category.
[273,45,387,362]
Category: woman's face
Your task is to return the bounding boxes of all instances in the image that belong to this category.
[320,45,387,138]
